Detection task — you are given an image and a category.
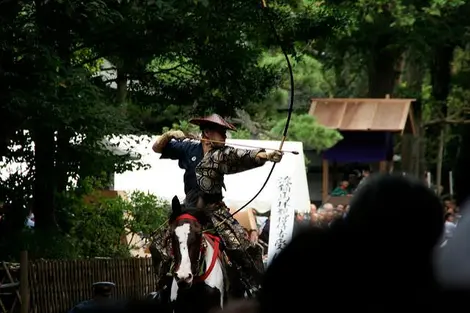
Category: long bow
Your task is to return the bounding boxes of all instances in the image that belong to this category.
[229,0,295,217]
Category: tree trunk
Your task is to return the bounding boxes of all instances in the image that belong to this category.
[0,53,22,159]
[367,35,402,98]
[431,45,454,116]
[334,61,347,97]
[430,44,455,191]
[116,68,128,104]
[55,8,72,195]
[56,129,71,193]
[435,126,446,196]
[31,127,58,231]
[31,0,59,232]
[454,123,470,205]
[399,50,425,176]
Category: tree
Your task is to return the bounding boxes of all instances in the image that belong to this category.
[164,113,342,153]
[0,187,170,260]
[0,0,294,243]
[271,114,343,151]
[285,0,470,196]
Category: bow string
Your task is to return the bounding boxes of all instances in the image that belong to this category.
[228,0,295,218]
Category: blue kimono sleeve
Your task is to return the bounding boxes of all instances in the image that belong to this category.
[160,139,189,160]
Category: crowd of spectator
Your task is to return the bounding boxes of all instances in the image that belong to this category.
[294,202,348,232]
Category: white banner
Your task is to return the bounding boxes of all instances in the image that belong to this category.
[267,175,295,265]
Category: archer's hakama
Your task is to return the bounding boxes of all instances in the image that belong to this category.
[196,146,266,273]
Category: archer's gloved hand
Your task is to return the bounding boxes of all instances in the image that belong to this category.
[267,150,283,163]
[167,130,185,140]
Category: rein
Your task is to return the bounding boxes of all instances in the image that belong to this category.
[173,214,221,282]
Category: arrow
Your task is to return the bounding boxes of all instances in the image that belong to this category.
[199,138,300,155]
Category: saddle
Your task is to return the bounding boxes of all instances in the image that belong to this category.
[204,233,262,297]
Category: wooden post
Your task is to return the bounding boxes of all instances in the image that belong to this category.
[379,160,387,173]
[20,251,29,313]
[322,159,329,203]
[426,171,432,188]
[436,126,445,195]
[449,171,454,199]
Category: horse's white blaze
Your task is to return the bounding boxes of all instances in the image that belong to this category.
[203,237,224,308]
[174,223,193,283]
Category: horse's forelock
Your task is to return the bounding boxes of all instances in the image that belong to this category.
[169,208,208,227]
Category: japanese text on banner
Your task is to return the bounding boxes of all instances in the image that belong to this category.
[268,175,295,264]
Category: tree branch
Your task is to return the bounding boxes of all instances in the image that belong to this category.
[74,55,103,67]
[228,109,279,140]
[155,63,186,74]
[258,128,281,140]
[232,109,260,136]
[102,78,117,84]
[423,119,470,127]
[100,67,116,72]
[71,44,87,53]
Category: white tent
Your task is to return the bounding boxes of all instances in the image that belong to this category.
[0,132,144,183]
[1,134,310,213]
[113,137,311,213]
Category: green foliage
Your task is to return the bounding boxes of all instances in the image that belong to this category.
[248,53,331,120]
[270,114,343,151]
[68,194,131,258]
[124,191,170,239]
[1,189,170,260]
[68,190,169,258]
[230,129,253,140]
[162,121,200,135]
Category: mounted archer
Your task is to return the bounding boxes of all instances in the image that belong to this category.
[151,113,283,293]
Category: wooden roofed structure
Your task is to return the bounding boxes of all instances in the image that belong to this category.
[309,97,416,203]
[309,98,416,134]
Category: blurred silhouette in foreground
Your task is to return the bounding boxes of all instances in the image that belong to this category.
[259,174,444,313]
[68,282,117,313]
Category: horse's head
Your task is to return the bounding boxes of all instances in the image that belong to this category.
[169,196,210,288]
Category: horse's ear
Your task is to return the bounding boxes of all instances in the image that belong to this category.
[172,196,181,214]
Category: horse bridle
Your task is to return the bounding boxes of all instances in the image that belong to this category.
[171,213,223,283]
[170,214,205,276]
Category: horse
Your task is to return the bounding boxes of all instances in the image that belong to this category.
[168,196,228,313]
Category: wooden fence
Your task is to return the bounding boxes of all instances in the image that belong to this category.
[28,258,157,313]
[0,262,21,313]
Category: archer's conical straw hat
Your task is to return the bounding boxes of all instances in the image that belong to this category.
[189,114,237,131]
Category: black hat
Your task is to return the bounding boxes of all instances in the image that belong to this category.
[92,282,115,296]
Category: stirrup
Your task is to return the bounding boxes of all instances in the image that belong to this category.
[240,277,259,298]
